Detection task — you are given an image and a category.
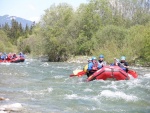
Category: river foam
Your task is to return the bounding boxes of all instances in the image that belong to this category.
[100,90,138,102]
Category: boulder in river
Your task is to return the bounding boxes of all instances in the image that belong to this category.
[0,97,8,101]
[0,103,23,112]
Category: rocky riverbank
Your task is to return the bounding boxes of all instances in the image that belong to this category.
[67,56,91,63]
[0,97,23,113]
[31,54,150,66]
[67,56,150,66]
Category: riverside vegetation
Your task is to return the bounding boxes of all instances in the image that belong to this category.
[0,0,150,66]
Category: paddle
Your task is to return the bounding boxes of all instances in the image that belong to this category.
[70,69,86,77]
[115,58,138,78]
[115,58,127,67]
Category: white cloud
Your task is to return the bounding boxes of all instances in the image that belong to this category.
[28,4,36,11]
[29,16,40,22]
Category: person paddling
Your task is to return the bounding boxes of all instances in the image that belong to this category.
[19,52,25,58]
[1,52,7,60]
[86,58,92,77]
[119,56,129,72]
[98,54,107,67]
[110,58,120,66]
[87,56,102,77]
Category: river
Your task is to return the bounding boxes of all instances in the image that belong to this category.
[0,59,150,113]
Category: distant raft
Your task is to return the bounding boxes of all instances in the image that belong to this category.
[0,56,25,63]
[87,66,138,81]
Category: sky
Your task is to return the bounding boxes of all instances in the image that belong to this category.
[0,0,88,22]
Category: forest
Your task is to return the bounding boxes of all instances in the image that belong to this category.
[0,0,150,65]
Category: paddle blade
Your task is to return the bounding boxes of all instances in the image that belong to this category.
[70,70,86,77]
[69,74,77,77]
[77,71,86,77]
[73,70,83,75]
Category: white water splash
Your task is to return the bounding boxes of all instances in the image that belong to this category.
[64,94,90,100]
[54,75,64,79]
[101,83,118,90]
[0,62,11,65]
[73,66,83,71]
[84,88,93,92]
[128,74,135,80]
[23,90,44,96]
[23,88,53,96]
[143,73,150,78]
[126,79,141,87]
[47,87,53,93]
[65,94,78,99]
[40,62,49,67]
[100,90,138,101]
[56,66,70,69]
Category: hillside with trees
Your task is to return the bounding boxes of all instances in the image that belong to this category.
[0,18,34,53]
[0,0,150,65]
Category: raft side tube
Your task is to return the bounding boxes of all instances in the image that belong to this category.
[128,70,138,78]
[87,69,104,81]
[87,66,132,81]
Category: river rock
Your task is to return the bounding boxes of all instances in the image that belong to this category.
[0,97,9,101]
[0,103,23,112]
[0,111,8,113]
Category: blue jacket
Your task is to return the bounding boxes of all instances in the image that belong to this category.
[1,54,7,60]
[88,62,93,71]
[19,53,24,58]
[88,62,102,71]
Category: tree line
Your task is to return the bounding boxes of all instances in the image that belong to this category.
[0,0,150,65]
[0,19,34,53]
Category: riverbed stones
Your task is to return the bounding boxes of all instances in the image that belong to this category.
[0,97,9,101]
[0,111,8,113]
[0,103,23,112]
[0,97,23,112]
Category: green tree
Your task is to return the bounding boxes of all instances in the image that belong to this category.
[36,3,74,61]
[21,0,150,65]
[0,29,17,52]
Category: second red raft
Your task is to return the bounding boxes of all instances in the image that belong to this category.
[87,66,138,81]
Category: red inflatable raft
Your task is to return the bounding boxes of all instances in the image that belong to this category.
[87,66,138,81]
[0,56,25,63]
